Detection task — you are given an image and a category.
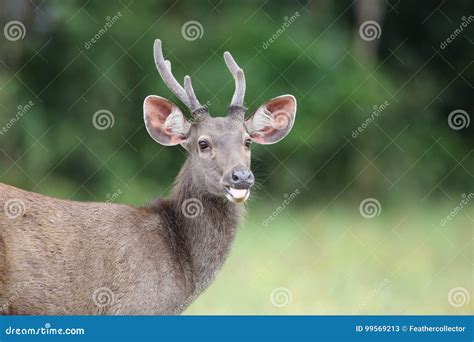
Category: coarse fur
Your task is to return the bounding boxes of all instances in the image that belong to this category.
[0,158,242,314]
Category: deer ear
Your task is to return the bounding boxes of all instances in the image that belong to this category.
[143,95,191,146]
[245,95,296,144]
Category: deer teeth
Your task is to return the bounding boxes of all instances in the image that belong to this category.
[225,187,249,203]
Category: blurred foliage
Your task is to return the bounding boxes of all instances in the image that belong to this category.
[0,0,472,206]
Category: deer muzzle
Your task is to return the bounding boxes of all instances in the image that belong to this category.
[223,167,254,203]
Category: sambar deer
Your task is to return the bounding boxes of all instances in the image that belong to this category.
[0,39,296,314]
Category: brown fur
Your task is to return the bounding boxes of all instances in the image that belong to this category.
[0,157,243,315]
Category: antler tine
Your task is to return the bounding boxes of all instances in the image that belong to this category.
[223,51,246,108]
[154,39,201,112]
[183,75,202,113]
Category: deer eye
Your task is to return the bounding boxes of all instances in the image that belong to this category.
[245,138,252,148]
[198,140,209,150]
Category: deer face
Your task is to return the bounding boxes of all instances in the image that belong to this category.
[186,115,254,203]
[143,40,296,203]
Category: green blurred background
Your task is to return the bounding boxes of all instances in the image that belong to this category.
[0,1,472,314]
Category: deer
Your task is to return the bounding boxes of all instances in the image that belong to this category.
[0,39,296,315]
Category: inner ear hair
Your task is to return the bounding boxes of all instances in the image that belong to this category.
[164,107,191,136]
[246,108,274,133]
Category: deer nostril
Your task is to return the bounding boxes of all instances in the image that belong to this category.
[247,172,255,182]
[230,169,254,186]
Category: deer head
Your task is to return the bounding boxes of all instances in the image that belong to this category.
[143,39,296,203]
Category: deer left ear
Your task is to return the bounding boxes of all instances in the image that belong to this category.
[245,95,296,144]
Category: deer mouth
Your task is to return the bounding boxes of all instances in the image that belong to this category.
[224,186,250,203]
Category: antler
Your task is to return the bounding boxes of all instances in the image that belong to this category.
[153,39,205,115]
[224,51,246,111]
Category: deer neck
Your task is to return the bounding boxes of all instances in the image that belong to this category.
[169,158,245,292]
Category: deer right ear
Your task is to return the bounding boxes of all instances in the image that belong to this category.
[143,95,191,146]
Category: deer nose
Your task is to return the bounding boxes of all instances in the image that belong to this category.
[230,167,254,189]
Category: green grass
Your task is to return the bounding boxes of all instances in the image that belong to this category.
[185,203,473,314]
